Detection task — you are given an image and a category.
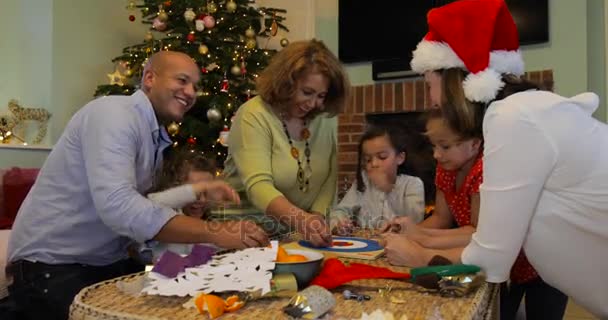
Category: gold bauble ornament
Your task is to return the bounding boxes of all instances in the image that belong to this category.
[207,1,218,13]
[0,135,12,144]
[167,122,180,136]
[144,31,154,42]
[226,0,237,13]
[280,38,289,47]
[230,65,241,76]
[158,10,168,22]
[127,1,136,10]
[245,38,257,49]
[198,44,209,55]
[245,27,256,38]
[125,69,133,77]
[183,8,196,22]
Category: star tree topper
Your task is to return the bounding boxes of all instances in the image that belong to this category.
[107,68,126,86]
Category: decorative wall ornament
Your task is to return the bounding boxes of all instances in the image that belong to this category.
[1,100,52,145]
[0,113,18,143]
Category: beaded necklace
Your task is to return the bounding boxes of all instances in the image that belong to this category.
[281,117,312,192]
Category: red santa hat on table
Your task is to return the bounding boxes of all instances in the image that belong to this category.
[410,0,525,103]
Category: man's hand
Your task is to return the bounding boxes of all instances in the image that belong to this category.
[213,220,269,249]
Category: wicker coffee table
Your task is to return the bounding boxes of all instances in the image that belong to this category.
[70,256,498,320]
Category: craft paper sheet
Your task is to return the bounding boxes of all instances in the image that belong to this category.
[142,241,279,297]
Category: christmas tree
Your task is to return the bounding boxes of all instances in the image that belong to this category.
[95,0,288,164]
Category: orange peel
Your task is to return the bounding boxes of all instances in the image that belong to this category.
[224,300,245,312]
[224,295,240,307]
[194,293,226,319]
[194,293,245,318]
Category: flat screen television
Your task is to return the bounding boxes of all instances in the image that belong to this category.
[338,0,549,80]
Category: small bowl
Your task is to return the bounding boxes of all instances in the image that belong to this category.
[274,249,324,289]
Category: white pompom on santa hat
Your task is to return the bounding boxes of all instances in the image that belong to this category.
[410,0,525,103]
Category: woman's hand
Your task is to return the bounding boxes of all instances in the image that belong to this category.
[382,233,430,267]
[298,213,332,247]
[193,180,240,205]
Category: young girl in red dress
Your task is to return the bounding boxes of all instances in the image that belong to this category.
[382,108,567,319]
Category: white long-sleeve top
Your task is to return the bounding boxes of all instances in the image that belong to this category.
[331,173,425,229]
[145,185,217,259]
[461,91,608,317]
[147,184,198,210]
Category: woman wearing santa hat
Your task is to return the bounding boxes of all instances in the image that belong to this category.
[384,0,608,317]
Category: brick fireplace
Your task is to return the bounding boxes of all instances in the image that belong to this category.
[336,70,554,200]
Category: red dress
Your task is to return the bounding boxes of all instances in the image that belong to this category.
[435,156,538,284]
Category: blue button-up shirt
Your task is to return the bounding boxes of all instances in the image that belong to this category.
[8,90,176,266]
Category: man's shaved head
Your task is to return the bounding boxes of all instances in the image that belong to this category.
[140,51,201,124]
[141,51,198,88]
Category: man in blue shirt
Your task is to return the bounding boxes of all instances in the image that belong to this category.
[6,51,269,320]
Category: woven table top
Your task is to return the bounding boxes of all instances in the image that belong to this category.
[70,255,498,320]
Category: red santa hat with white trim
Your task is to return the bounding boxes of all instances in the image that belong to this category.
[410,0,525,103]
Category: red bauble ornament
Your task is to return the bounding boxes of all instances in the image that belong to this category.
[129,15,136,22]
[240,58,247,76]
[218,125,230,147]
[220,78,229,92]
[187,137,197,145]
[163,1,172,7]
[201,67,208,74]
[187,33,196,42]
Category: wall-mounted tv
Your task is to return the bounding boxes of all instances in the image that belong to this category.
[338,0,549,80]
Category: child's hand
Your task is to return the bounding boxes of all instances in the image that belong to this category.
[193,180,240,205]
[332,219,354,236]
[380,216,416,234]
[367,169,394,193]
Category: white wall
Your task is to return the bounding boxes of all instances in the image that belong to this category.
[51,0,148,142]
[522,0,588,97]
[0,1,146,168]
[588,0,606,122]
[0,0,53,145]
[256,0,315,49]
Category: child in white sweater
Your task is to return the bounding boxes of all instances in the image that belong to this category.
[331,126,425,234]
